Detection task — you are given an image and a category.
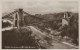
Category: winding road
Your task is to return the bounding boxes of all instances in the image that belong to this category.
[26,26,78,49]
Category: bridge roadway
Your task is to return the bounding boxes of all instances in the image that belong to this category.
[2,26,78,49]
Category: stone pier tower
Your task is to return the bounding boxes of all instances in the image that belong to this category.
[18,9,24,27]
[62,12,69,26]
[13,9,24,28]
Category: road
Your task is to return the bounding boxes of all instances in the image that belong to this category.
[27,26,46,40]
[2,19,13,24]
[27,26,77,49]
[2,19,13,31]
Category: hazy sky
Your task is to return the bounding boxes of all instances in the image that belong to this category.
[2,0,78,15]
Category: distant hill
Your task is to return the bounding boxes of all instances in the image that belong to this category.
[35,12,78,21]
[35,13,64,21]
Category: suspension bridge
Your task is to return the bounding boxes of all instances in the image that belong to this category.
[2,8,48,31]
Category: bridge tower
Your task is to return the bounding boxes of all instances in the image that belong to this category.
[62,12,69,26]
[13,9,25,28]
[18,9,24,27]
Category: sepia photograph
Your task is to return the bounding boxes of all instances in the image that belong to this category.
[2,0,79,49]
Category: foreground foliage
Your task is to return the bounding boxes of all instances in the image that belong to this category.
[2,29,41,49]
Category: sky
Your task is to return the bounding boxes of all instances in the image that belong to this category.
[2,0,78,15]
